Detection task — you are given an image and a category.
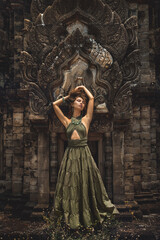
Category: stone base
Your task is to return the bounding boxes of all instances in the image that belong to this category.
[116,201,143,222]
[135,192,160,214]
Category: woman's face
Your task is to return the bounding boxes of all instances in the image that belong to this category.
[72,97,85,111]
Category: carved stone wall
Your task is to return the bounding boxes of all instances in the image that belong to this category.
[0,0,160,213]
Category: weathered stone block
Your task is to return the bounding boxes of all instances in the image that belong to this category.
[141,153,150,161]
[134,175,141,182]
[30,192,38,201]
[50,161,58,167]
[133,139,140,146]
[6,168,12,180]
[150,174,157,181]
[151,108,157,118]
[124,154,133,161]
[12,182,22,194]
[141,125,150,132]
[150,160,157,170]
[30,170,38,178]
[141,132,150,140]
[124,146,133,154]
[13,126,23,134]
[12,175,22,181]
[141,110,150,119]
[151,119,156,127]
[132,122,140,132]
[125,169,134,177]
[6,154,13,167]
[30,178,38,186]
[5,149,13,154]
[142,182,151,190]
[13,113,23,126]
[129,3,138,9]
[141,118,150,126]
[134,168,141,175]
[30,154,38,169]
[23,176,30,184]
[141,147,150,154]
[133,154,141,161]
[151,131,156,139]
[125,193,134,201]
[125,162,134,169]
[50,145,58,152]
[125,185,134,192]
[24,161,30,169]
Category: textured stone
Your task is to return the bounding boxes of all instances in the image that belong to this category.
[13,113,23,126]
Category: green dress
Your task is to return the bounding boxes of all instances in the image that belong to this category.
[53,117,119,229]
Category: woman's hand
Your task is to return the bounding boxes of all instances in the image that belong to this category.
[75,85,85,91]
[75,85,94,100]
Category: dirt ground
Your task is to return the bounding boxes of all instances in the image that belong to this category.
[0,211,160,240]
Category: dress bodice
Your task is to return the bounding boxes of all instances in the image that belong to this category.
[66,117,87,147]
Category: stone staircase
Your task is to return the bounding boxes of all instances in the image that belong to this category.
[116,201,143,222]
[135,192,160,214]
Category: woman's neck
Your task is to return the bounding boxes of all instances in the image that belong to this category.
[72,110,81,118]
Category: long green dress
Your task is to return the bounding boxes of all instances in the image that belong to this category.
[53,117,119,229]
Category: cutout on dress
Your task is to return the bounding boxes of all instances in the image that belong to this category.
[71,130,81,140]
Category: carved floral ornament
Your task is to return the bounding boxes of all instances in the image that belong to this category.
[20,0,140,119]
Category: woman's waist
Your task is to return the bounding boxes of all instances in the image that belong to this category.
[67,138,88,147]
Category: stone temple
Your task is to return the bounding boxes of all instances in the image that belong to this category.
[0,0,160,218]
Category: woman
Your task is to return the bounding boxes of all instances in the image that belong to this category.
[52,85,119,230]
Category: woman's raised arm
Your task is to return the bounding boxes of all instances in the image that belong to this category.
[52,95,70,128]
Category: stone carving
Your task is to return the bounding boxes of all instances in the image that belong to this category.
[90,118,113,133]
[113,82,132,115]
[103,0,128,23]
[29,83,50,115]
[31,0,54,21]
[20,0,140,118]
[89,39,113,69]
[124,16,138,49]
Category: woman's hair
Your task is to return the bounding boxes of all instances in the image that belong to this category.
[66,88,88,116]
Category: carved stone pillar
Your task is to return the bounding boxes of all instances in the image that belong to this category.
[112,130,125,204]
[104,132,113,200]
[0,114,3,179]
[50,131,58,197]
[37,127,49,204]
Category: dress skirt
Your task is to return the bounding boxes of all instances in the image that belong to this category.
[53,145,119,229]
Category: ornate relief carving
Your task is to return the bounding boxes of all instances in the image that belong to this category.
[90,117,113,133]
[31,0,54,21]
[29,83,50,115]
[124,16,138,49]
[120,50,141,85]
[21,0,140,118]
[112,82,132,115]
[20,51,37,82]
[103,0,128,23]
[89,39,113,69]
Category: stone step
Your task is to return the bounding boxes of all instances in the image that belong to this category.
[153,193,160,201]
[135,193,154,200]
[136,198,157,204]
[116,212,133,222]
[117,203,139,212]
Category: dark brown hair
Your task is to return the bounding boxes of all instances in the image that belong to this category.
[66,88,88,116]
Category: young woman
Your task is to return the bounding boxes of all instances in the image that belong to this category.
[52,85,119,230]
